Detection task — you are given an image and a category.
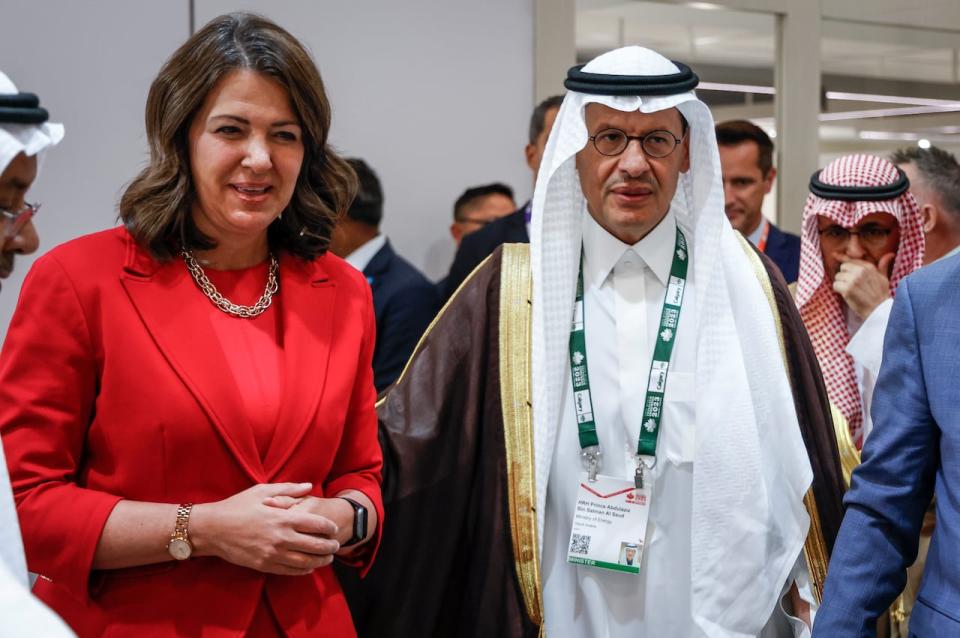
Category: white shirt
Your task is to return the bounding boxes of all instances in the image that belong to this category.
[846,297,893,441]
[541,210,809,638]
[747,218,769,247]
[542,209,701,637]
[344,234,386,273]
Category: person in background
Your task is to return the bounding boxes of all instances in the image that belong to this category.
[0,14,382,637]
[449,182,516,246]
[875,144,960,635]
[716,119,800,283]
[891,145,960,264]
[796,155,924,449]
[441,95,562,300]
[330,158,439,392]
[0,69,74,637]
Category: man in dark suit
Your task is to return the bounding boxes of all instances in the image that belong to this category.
[330,159,439,392]
[448,182,516,247]
[716,119,801,283]
[814,254,960,637]
[442,95,563,300]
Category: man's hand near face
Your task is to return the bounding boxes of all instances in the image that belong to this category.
[831,252,894,320]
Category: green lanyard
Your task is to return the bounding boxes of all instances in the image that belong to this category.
[569,224,689,488]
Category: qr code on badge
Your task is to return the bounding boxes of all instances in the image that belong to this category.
[569,533,591,555]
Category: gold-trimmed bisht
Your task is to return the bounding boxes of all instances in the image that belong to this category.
[498,244,545,635]
[737,233,830,604]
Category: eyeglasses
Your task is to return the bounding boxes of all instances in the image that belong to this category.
[1,202,40,239]
[588,128,684,158]
[818,224,894,248]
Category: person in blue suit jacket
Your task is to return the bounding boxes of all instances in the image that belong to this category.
[331,159,439,393]
[716,120,801,283]
[814,253,960,637]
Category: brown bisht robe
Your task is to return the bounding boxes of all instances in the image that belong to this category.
[338,241,845,638]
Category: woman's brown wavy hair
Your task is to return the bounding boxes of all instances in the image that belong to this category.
[120,12,356,260]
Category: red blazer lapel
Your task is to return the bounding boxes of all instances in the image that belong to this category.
[119,238,265,482]
[263,253,336,478]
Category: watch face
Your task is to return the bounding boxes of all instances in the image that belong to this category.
[168,538,192,561]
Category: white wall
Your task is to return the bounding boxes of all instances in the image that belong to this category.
[194,0,535,279]
[0,1,189,338]
[0,0,535,339]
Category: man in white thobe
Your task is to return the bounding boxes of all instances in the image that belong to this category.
[531,46,820,637]
[796,154,924,447]
[347,45,844,638]
[0,69,74,636]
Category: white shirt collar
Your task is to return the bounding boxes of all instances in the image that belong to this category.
[344,234,387,272]
[581,207,677,288]
[747,217,768,246]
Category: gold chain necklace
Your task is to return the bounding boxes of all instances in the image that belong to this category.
[181,250,280,318]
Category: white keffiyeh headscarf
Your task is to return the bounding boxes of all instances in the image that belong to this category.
[529,46,813,636]
[0,71,64,176]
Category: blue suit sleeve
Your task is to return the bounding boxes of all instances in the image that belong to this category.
[372,280,439,393]
[442,233,488,301]
[814,278,939,636]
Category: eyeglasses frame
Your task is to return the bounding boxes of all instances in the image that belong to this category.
[587,127,686,158]
[817,223,896,248]
[0,202,40,240]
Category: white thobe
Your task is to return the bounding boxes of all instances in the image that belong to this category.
[542,210,809,638]
[0,438,74,636]
[846,297,893,441]
[0,436,26,587]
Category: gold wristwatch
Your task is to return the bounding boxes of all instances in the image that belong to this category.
[167,503,194,560]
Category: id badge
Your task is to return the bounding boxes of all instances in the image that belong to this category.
[566,473,651,574]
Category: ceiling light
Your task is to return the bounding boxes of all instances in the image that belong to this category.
[858,131,920,141]
[819,126,859,141]
[687,2,723,10]
[858,131,960,143]
[918,138,932,149]
[825,91,960,108]
[696,83,960,112]
[820,105,960,121]
[699,81,776,95]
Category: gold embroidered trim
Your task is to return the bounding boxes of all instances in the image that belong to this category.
[831,404,860,488]
[736,233,829,604]
[498,243,544,629]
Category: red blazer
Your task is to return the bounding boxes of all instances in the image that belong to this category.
[0,227,384,637]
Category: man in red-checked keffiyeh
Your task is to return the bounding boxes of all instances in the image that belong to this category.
[797,154,924,449]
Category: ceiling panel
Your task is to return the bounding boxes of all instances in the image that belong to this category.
[576,0,960,155]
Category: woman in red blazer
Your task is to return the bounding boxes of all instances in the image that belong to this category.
[0,13,383,637]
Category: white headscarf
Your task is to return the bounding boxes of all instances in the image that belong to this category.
[0,70,63,587]
[0,71,64,175]
[530,46,813,635]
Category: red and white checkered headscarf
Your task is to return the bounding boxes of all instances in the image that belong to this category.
[796,154,924,447]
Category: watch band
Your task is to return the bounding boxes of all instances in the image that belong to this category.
[167,503,194,560]
[338,497,367,547]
